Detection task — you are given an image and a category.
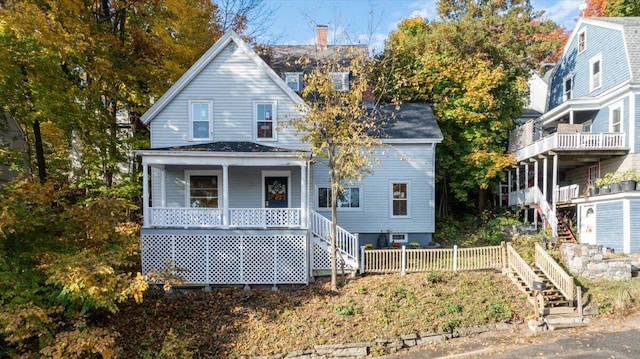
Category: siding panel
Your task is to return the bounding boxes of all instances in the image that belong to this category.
[596,201,624,252]
[630,200,640,253]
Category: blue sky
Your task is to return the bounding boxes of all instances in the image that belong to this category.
[261,0,583,53]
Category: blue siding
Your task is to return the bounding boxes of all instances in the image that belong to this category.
[549,23,630,110]
[596,201,624,252]
[630,200,640,253]
[590,96,629,136]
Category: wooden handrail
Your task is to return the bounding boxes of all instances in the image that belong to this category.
[507,243,542,290]
[535,243,575,301]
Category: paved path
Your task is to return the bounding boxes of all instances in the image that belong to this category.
[385,313,640,358]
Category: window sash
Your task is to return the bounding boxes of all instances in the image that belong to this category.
[578,31,586,53]
[190,101,212,140]
[391,182,409,217]
[188,174,219,208]
[590,56,601,91]
[611,107,621,132]
[317,186,361,209]
[255,102,276,139]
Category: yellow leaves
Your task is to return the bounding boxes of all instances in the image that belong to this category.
[39,322,119,359]
[0,303,55,343]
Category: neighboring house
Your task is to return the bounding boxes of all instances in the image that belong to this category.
[507,17,640,253]
[0,112,27,184]
[136,30,442,286]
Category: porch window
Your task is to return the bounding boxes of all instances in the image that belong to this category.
[186,171,220,208]
[390,181,410,218]
[610,104,622,132]
[578,29,586,53]
[583,120,592,133]
[589,54,602,92]
[317,186,361,209]
[189,100,212,140]
[587,163,599,186]
[255,101,276,140]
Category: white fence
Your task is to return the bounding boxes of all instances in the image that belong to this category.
[360,244,505,274]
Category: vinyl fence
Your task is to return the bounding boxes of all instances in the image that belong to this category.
[360,243,506,274]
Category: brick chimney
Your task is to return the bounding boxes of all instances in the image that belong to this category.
[316,24,328,50]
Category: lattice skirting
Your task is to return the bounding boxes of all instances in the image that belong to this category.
[311,240,355,271]
[141,232,308,285]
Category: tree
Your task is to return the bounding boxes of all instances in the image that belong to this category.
[605,0,640,16]
[287,49,381,292]
[373,1,566,214]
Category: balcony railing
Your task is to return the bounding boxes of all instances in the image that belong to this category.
[148,207,302,228]
[516,132,625,161]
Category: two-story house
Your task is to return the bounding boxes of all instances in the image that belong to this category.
[507,17,640,254]
[136,30,442,287]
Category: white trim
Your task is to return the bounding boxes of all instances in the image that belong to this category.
[577,28,587,54]
[314,184,363,211]
[629,92,635,151]
[609,100,623,133]
[589,53,602,93]
[188,100,213,141]
[253,99,278,141]
[623,199,630,254]
[141,31,306,125]
[389,180,411,218]
[262,170,291,208]
[184,170,222,208]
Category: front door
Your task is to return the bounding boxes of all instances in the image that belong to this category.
[265,177,288,208]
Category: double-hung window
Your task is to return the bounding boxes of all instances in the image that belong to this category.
[255,101,277,140]
[330,72,349,92]
[563,75,573,102]
[190,100,212,141]
[390,181,410,218]
[589,54,602,92]
[185,171,221,208]
[317,186,361,209]
[610,103,622,133]
[578,29,586,54]
[285,72,303,91]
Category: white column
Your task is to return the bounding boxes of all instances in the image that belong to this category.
[159,165,166,207]
[142,161,149,227]
[569,110,574,124]
[552,153,558,236]
[222,164,229,227]
[542,156,548,202]
[516,165,520,192]
[532,159,539,229]
[300,163,307,228]
[524,163,529,190]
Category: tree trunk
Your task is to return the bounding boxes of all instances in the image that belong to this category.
[478,187,485,214]
[32,119,46,183]
[330,180,339,292]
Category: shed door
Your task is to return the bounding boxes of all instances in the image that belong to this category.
[265,177,288,208]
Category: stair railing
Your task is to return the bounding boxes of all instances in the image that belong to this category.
[535,243,575,302]
[507,243,542,290]
[309,210,358,267]
[525,186,558,236]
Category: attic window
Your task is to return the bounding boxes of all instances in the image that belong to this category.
[285,72,303,91]
[330,72,349,92]
[189,100,212,141]
[578,29,586,54]
[255,101,277,140]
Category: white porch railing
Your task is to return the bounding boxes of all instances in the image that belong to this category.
[509,187,557,236]
[507,243,542,290]
[515,132,625,161]
[555,184,579,203]
[150,207,223,227]
[229,208,301,228]
[148,207,302,228]
[309,210,359,267]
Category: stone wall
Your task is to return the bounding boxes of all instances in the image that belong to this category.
[561,244,636,281]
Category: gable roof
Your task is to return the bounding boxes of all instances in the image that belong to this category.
[567,17,640,83]
[140,31,306,125]
[376,103,443,143]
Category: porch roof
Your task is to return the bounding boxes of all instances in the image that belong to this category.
[149,141,305,154]
[136,141,311,166]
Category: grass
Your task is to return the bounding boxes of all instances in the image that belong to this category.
[106,271,531,358]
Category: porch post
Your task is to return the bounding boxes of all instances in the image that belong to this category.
[300,163,307,228]
[159,165,166,207]
[532,158,539,229]
[515,165,520,192]
[542,155,548,203]
[523,162,529,223]
[552,152,558,234]
[569,110,574,124]
[222,164,229,227]
[142,161,149,227]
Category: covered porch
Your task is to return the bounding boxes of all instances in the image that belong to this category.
[138,142,312,229]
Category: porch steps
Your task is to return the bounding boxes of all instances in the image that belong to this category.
[555,211,577,245]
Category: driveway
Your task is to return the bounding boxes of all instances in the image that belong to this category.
[385,313,640,358]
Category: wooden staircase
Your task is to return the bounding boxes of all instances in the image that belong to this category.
[506,243,586,329]
[555,210,577,245]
